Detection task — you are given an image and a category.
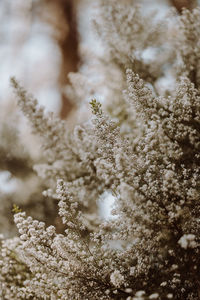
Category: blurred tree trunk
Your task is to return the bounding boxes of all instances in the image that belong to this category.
[59,0,80,119]
[39,0,80,118]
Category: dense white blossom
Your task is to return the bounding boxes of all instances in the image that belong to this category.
[178,234,197,249]
[1,1,200,299]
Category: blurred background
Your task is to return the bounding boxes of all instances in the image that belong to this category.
[0,0,197,115]
[0,0,198,237]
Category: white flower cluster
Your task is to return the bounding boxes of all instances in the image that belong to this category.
[1,1,200,300]
[178,234,197,249]
[110,270,124,288]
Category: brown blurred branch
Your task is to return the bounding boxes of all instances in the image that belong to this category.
[170,0,197,13]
